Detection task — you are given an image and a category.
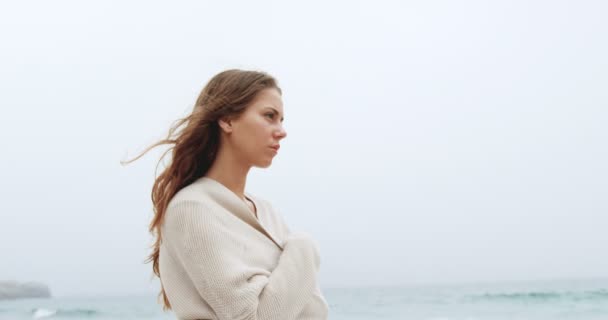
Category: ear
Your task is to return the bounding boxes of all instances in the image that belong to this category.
[218,116,233,134]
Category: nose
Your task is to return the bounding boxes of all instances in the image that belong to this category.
[274,125,287,140]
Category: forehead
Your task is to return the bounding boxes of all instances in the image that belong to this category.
[249,88,283,111]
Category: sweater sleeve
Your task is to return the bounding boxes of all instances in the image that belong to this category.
[163,201,320,320]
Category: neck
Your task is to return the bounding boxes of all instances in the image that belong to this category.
[204,143,251,200]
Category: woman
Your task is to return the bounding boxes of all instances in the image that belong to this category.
[125,69,328,319]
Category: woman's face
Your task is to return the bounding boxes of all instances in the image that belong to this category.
[222,88,287,168]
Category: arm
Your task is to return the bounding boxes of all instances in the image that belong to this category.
[273,203,329,319]
[163,201,320,320]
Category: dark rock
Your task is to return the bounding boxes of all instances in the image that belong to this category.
[0,281,52,300]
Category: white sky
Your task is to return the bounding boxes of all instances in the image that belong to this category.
[1,0,607,297]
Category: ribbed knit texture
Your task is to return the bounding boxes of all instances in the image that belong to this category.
[159,176,328,320]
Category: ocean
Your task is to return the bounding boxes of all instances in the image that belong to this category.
[1,278,607,320]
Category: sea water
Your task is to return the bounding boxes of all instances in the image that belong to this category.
[1,278,607,320]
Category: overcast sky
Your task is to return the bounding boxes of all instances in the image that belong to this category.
[1,0,607,297]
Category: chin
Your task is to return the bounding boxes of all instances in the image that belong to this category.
[259,161,273,168]
[255,158,273,168]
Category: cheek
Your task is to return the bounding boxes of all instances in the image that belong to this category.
[236,120,267,151]
[249,118,271,139]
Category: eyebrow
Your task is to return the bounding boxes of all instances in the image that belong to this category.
[264,107,284,122]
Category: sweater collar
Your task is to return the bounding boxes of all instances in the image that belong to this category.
[193,176,283,249]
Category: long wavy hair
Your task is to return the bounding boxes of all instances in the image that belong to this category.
[122,69,281,310]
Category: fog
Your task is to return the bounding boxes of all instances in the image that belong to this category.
[1,0,606,296]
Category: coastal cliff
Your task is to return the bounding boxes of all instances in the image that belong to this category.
[0,281,51,300]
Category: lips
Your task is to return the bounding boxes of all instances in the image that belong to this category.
[270,145,280,151]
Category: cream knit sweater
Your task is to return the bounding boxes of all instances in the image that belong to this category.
[159,176,329,320]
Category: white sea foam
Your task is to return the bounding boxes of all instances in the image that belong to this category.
[32,308,56,319]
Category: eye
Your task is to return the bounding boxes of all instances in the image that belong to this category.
[265,113,275,119]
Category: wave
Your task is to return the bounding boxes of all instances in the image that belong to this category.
[33,308,57,319]
[469,289,608,303]
[32,308,101,318]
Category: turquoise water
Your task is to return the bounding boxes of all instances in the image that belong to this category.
[1,278,607,319]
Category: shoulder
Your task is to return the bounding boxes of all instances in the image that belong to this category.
[162,193,222,241]
[170,181,201,203]
[167,177,215,209]
[163,179,217,226]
